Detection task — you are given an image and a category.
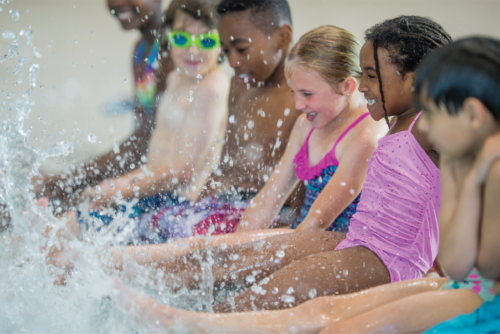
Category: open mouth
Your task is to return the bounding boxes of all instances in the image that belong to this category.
[117,12,133,20]
[366,99,378,106]
[306,112,318,121]
[238,73,252,84]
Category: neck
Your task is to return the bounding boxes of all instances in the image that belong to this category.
[140,12,163,43]
[323,97,366,133]
[394,105,421,123]
[264,52,288,88]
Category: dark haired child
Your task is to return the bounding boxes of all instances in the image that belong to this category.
[416,36,500,333]
[35,0,174,210]
[109,16,456,317]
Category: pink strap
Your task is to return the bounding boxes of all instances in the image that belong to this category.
[331,112,370,153]
[409,111,423,132]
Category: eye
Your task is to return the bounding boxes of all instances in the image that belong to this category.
[368,74,376,79]
[303,92,312,97]
[237,48,248,54]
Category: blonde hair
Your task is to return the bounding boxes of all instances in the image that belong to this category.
[286,25,362,88]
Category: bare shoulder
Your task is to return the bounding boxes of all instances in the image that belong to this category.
[198,68,231,96]
[346,116,386,150]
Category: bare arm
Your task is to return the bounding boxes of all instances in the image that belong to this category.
[295,133,375,232]
[439,133,500,281]
[236,116,308,232]
[477,159,500,279]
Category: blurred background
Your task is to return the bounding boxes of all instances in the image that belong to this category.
[1,0,500,172]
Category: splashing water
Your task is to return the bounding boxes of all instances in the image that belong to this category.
[0,4,217,332]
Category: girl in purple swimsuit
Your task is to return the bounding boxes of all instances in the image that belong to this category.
[114,16,453,314]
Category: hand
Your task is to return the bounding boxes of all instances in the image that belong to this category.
[470,133,500,184]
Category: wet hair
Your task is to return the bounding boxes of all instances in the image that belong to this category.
[365,15,453,125]
[285,25,362,90]
[164,0,219,31]
[216,0,292,33]
[416,37,500,121]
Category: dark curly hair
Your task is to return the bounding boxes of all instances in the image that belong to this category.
[365,16,453,126]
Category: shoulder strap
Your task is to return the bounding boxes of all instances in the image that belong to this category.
[332,112,370,152]
[409,111,423,132]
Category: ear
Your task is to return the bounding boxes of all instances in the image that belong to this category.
[341,77,358,96]
[463,97,488,130]
[275,24,293,51]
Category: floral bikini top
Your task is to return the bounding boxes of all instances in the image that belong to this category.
[291,112,370,232]
[133,34,161,114]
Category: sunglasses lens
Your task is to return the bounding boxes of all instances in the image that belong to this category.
[200,37,217,50]
[173,33,188,47]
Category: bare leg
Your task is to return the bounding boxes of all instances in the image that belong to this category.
[110,229,293,270]
[115,277,449,333]
[320,289,483,333]
[214,245,390,312]
[148,231,346,295]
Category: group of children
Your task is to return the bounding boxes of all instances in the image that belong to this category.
[33,0,500,332]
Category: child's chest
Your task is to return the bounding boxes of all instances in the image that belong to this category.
[156,87,197,130]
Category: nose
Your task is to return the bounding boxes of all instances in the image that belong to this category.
[358,77,368,93]
[294,95,306,111]
[227,51,241,69]
[189,44,200,57]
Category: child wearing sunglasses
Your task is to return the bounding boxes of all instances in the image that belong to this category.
[59,0,230,240]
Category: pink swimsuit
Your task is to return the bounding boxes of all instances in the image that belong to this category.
[335,112,441,282]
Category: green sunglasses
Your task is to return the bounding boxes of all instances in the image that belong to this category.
[167,30,221,51]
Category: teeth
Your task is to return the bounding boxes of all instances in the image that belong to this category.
[307,112,317,118]
[117,12,133,20]
[367,99,377,106]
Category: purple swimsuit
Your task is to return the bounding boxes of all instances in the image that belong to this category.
[335,112,441,282]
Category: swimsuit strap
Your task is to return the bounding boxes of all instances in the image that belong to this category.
[331,112,370,153]
[409,111,423,132]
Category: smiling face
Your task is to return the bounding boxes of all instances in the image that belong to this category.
[169,10,220,79]
[108,0,161,30]
[218,11,285,86]
[358,41,415,121]
[287,66,348,129]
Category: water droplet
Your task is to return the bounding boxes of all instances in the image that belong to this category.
[59,129,65,135]
[247,120,254,129]
[281,295,295,303]
[141,155,148,163]
[87,133,97,143]
[276,250,285,258]
[74,40,78,44]
[230,36,234,41]
[228,115,235,124]
[37,115,45,122]
[308,288,317,299]
[272,287,279,294]
[340,182,346,186]
[246,275,256,284]
[109,181,115,189]
[124,78,128,83]
[11,10,20,21]
[196,74,202,79]
[286,287,295,294]
[110,9,115,14]
[277,119,283,128]
[263,174,269,182]
[315,209,321,214]
[187,96,194,103]
[284,108,290,116]
[133,186,139,192]
[129,163,135,169]
[350,189,355,195]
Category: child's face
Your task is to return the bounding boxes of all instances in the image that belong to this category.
[219,11,284,86]
[287,67,347,129]
[108,0,160,30]
[358,41,415,121]
[419,98,495,158]
[169,10,220,79]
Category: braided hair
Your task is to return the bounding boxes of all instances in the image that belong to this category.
[365,16,453,126]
